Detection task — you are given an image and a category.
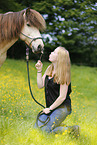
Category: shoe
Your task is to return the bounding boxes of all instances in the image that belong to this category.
[70,125,80,138]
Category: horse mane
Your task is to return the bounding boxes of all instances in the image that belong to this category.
[0,9,46,43]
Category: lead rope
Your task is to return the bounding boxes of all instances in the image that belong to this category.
[26,46,45,108]
[26,46,50,128]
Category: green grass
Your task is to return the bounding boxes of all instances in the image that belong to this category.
[0,59,97,145]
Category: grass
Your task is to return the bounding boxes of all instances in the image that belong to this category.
[0,59,97,145]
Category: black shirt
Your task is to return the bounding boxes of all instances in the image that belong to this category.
[45,75,71,108]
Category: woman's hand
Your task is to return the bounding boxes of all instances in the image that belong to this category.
[43,108,51,114]
[35,60,43,72]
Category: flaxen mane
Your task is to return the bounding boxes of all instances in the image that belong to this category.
[0,9,46,43]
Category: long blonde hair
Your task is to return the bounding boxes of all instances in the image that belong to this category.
[46,46,71,85]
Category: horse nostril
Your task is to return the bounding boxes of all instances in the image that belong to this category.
[38,45,42,51]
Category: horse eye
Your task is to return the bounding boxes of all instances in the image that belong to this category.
[27,23,30,27]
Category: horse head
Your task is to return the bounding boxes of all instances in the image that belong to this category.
[20,8,46,53]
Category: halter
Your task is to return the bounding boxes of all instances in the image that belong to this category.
[21,32,43,52]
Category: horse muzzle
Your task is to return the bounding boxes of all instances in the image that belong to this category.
[32,45,44,54]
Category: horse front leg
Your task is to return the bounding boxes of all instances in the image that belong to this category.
[0,52,7,68]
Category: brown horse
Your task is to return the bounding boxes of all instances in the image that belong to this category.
[0,8,46,67]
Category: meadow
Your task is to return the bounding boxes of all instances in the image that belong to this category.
[0,59,97,145]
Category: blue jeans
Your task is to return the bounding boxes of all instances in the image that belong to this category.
[35,105,71,133]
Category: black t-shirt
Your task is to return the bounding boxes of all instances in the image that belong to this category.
[45,75,72,108]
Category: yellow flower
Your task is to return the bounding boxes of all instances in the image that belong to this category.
[55,134,58,137]
[65,129,67,132]
[62,132,65,135]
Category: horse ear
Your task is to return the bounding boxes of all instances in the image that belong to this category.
[23,7,31,21]
[26,7,30,17]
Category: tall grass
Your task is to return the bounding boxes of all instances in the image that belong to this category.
[0,59,97,145]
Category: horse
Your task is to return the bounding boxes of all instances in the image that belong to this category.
[0,8,46,67]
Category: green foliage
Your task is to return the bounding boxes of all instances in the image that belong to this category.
[33,0,97,66]
[0,0,24,12]
[0,59,97,145]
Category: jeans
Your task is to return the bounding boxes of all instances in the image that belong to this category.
[35,105,71,133]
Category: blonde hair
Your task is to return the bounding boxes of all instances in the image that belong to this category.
[46,46,71,85]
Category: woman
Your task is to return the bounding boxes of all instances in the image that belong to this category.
[35,46,80,136]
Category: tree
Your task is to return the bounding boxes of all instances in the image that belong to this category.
[0,0,23,12]
[32,0,97,65]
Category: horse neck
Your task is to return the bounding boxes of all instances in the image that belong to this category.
[0,38,18,54]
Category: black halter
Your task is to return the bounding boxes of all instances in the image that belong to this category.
[21,32,43,51]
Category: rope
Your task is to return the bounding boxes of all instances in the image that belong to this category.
[26,46,50,128]
[26,60,45,108]
[36,111,50,128]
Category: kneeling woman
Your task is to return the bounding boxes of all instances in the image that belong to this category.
[35,46,80,135]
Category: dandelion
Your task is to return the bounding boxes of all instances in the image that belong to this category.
[1,140,3,144]
[65,129,67,133]
[55,134,58,137]
[62,132,66,135]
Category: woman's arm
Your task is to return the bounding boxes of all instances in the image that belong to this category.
[43,83,68,114]
[35,60,46,89]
